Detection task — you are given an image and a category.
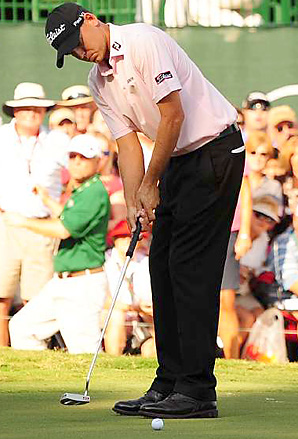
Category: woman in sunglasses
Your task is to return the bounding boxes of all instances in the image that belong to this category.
[246,131,283,208]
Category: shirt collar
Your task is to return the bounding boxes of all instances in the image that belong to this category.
[10,118,47,142]
[97,23,124,77]
[72,174,99,194]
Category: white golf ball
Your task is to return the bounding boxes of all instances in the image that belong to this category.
[151,418,164,430]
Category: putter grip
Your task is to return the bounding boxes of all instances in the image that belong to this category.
[126,218,142,257]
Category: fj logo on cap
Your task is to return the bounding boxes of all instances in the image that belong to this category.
[46,23,66,45]
[112,42,121,51]
[155,71,173,85]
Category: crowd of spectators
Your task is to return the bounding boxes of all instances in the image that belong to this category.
[1,81,298,361]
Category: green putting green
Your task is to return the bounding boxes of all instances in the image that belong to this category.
[1,348,298,439]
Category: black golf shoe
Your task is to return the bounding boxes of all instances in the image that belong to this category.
[139,392,218,419]
[113,389,167,416]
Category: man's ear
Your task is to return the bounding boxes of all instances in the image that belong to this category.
[83,12,98,25]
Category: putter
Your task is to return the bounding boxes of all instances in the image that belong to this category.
[60,218,142,406]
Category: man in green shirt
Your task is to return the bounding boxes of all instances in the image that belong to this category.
[5,134,110,354]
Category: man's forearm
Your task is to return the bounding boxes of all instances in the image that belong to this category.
[117,133,145,207]
[143,113,183,187]
[143,92,184,186]
[239,177,252,237]
[23,217,70,239]
[42,195,64,218]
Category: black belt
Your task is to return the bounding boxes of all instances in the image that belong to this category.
[218,122,240,139]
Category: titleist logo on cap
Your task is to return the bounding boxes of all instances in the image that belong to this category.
[46,23,66,45]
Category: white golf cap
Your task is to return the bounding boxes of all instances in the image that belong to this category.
[48,108,75,127]
[253,195,280,223]
[68,134,102,159]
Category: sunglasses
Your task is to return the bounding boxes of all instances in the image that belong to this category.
[247,101,270,111]
[253,211,276,224]
[69,152,87,159]
[276,122,295,132]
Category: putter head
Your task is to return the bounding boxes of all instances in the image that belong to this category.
[60,393,90,406]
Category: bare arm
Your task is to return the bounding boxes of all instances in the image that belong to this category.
[117,91,184,230]
[3,213,70,239]
[116,132,146,230]
[235,176,252,260]
[142,91,184,190]
[33,185,64,217]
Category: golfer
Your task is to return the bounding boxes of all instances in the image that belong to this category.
[45,3,245,418]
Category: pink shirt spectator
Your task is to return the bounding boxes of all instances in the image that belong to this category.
[88,23,237,156]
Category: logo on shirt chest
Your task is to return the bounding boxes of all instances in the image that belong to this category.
[155,71,173,85]
[112,42,121,51]
[67,199,74,208]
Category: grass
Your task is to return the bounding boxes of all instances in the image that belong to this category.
[1,348,298,439]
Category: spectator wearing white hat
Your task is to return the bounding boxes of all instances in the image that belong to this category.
[48,107,76,138]
[5,134,110,354]
[236,195,280,344]
[241,91,271,141]
[0,82,69,346]
[57,85,95,135]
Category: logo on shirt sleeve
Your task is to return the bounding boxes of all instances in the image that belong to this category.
[155,71,173,85]
[112,42,121,51]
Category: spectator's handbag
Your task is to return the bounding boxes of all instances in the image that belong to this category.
[249,272,292,309]
[241,308,288,363]
[249,242,292,309]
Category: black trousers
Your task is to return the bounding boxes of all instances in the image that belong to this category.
[149,130,244,401]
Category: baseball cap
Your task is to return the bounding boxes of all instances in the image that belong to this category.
[68,134,102,158]
[45,3,88,68]
[253,196,280,223]
[268,105,297,127]
[48,108,75,127]
[242,91,270,110]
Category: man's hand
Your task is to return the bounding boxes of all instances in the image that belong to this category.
[3,212,26,228]
[32,185,49,203]
[136,182,160,227]
[234,235,252,260]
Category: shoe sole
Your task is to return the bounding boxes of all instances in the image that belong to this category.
[139,409,218,419]
[112,407,142,416]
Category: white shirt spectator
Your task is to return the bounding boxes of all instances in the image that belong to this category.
[241,232,269,273]
[132,254,152,305]
[88,23,237,156]
[105,248,152,307]
[0,119,68,217]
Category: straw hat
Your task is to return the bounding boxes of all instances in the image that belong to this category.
[3,82,55,117]
[57,85,94,107]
